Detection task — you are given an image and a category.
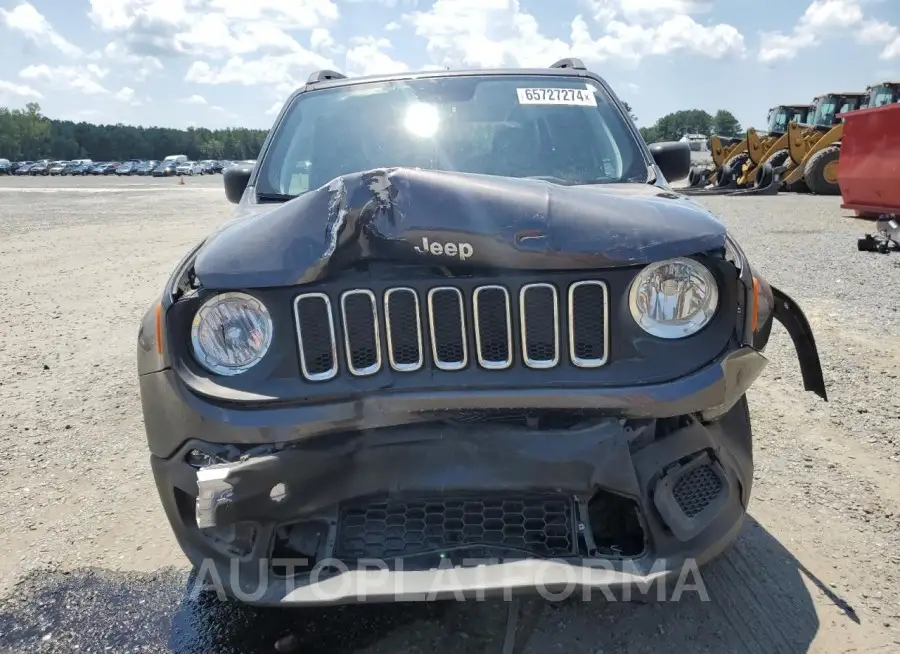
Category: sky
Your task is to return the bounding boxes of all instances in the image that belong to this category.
[0,0,898,131]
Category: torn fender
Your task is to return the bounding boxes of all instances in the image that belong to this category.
[770,286,828,401]
[194,167,728,289]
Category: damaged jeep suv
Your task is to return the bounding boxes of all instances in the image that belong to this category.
[137,59,827,605]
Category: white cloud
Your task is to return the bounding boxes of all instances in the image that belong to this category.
[19,64,111,95]
[0,79,43,99]
[310,27,343,55]
[181,93,208,104]
[87,0,339,60]
[572,13,745,64]
[586,0,712,25]
[102,41,164,81]
[0,2,83,57]
[758,0,883,63]
[883,37,900,60]
[115,86,141,105]
[185,51,334,86]
[406,0,743,69]
[345,36,409,76]
[266,101,283,115]
[406,0,570,68]
[385,21,400,31]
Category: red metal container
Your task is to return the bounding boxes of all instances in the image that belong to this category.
[837,103,900,216]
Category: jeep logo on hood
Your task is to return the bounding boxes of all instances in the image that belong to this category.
[414,237,474,261]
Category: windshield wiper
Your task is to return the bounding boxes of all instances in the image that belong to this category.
[256,192,297,203]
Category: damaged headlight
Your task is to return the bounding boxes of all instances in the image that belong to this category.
[628,257,718,339]
[191,292,273,375]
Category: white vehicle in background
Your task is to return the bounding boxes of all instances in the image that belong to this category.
[163,154,188,164]
[175,160,203,176]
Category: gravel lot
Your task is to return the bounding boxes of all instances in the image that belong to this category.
[1,174,899,653]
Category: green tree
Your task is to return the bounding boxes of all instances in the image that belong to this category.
[712,109,742,137]
[0,102,267,161]
[621,101,638,123]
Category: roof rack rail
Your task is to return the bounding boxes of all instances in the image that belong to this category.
[549,58,586,70]
[307,69,347,84]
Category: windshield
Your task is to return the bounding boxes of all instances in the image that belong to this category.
[790,108,809,123]
[812,98,838,126]
[255,74,647,198]
[767,108,789,133]
[871,86,897,106]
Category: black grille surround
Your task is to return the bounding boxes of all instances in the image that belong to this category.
[334,493,576,562]
[292,278,609,381]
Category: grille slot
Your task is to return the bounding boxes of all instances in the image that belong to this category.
[334,493,575,561]
[520,283,559,368]
[340,289,381,376]
[673,465,723,518]
[473,286,512,369]
[568,281,609,367]
[428,287,467,370]
[293,293,338,381]
[384,288,423,371]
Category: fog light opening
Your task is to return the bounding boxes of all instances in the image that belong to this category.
[200,522,257,557]
[586,489,646,558]
[270,521,329,577]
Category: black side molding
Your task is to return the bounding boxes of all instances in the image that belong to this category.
[771,286,828,401]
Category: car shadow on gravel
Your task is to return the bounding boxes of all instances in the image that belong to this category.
[0,517,842,653]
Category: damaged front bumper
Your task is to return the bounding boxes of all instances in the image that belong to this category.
[145,346,767,606]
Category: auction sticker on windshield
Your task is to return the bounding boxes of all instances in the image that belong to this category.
[516,87,597,106]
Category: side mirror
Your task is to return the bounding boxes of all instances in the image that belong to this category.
[223,164,253,204]
[648,141,691,182]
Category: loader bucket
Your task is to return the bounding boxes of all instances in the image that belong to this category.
[837,103,900,216]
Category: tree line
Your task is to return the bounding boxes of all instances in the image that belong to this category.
[1,101,744,163]
[635,108,743,144]
[0,103,267,162]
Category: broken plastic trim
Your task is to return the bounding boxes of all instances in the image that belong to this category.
[770,286,828,401]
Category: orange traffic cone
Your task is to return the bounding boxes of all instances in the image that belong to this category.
[178,175,185,185]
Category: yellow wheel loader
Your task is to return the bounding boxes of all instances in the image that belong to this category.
[781,85,900,195]
[736,104,812,188]
[686,105,810,192]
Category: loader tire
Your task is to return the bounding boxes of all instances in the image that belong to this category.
[715,152,749,187]
[804,144,842,195]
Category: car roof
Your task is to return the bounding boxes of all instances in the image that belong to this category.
[289,60,597,100]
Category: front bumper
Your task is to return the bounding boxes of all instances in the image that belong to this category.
[143,347,764,606]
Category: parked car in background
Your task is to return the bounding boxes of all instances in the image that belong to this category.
[92,162,120,175]
[0,159,10,175]
[14,162,34,175]
[116,162,137,175]
[198,160,217,174]
[135,160,159,175]
[49,161,70,175]
[175,161,203,176]
[28,160,51,176]
[153,161,178,177]
[66,163,92,176]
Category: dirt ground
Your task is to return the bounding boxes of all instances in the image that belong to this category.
[0,174,899,653]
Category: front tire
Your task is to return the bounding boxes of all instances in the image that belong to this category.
[804,144,841,195]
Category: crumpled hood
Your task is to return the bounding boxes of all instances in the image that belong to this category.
[195,167,727,289]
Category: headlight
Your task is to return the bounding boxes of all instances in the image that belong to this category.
[190,292,273,375]
[628,257,719,339]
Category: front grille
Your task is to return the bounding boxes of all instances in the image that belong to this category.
[293,293,338,380]
[292,280,609,380]
[520,283,559,368]
[569,281,609,367]
[384,288,423,371]
[673,465,723,518]
[334,493,575,561]
[473,286,512,369]
[428,287,467,370]
[340,290,381,376]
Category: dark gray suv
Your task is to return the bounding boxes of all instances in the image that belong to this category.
[137,59,827,607]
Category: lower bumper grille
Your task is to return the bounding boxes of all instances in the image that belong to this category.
[334,493,576,561]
